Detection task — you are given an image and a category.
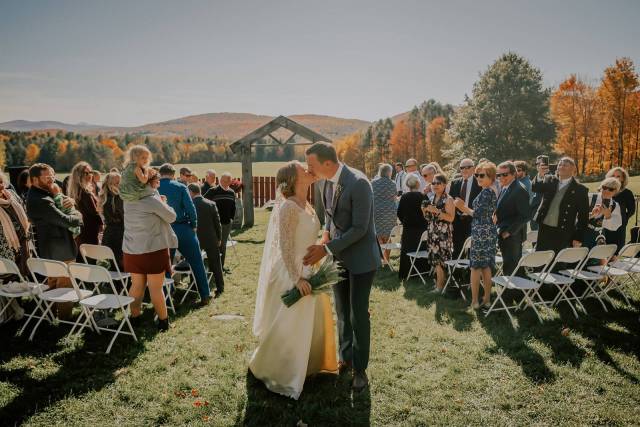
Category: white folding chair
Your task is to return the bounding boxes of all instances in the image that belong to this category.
[23,258,94,341]
[0,258,48,323]
[443,237,471,299]
[526,247,589,318]
[79,244,130,295]
[559,244,617,312]
[380,225,402,271]
[486,250,555,327]
[522,230,539,255]
[69,263,138,354]
[405,230,430,284]
[588,242,640,307]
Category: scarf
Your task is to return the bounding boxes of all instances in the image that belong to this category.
[0,189,30,251]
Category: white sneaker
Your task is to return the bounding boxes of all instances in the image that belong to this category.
[429,287,442,294]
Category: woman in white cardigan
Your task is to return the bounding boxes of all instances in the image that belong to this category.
[122,170,178,331]
[586,177,623,250]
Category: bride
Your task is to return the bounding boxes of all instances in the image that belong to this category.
[250,160,338,400]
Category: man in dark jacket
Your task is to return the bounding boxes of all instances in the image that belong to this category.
[188,184,225,298]
[204,172,236,272]
[494,161,531,275]
[449,158,482,257]
[532,157,589,254]
[26,163,83,319]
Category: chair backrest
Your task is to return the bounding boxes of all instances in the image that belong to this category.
[27,258,72,297]
[618,242,640,260]
[513,250,555,274]
[455,237,472,261]
[587,244,617,261]
[389,225,403,243]
[0,257,23,279]
[69,262,121,304]
[413,230,430,252]
[555,247,589,265]
[79,244,121,272]
[526,230,538,244]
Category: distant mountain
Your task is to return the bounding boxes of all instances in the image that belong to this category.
[0,113,371,141]
[0,120,113,133]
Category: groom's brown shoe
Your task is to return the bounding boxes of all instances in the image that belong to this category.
[338,361,352,375]
[352,371,368,392]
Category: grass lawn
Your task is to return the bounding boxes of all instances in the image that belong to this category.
[1,209,639,426]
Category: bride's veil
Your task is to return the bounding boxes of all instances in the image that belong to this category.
[252,189,285,338]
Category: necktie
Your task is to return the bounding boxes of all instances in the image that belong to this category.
[325,181,334,213]
[460,179,468,205]
[498,187,507,204]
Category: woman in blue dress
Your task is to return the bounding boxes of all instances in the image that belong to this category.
[454,161,497,309]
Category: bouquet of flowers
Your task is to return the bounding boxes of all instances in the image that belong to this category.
[281,258,343,307]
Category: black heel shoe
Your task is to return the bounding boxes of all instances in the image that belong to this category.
[157,317,169,332]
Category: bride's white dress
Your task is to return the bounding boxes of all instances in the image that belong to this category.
[250,198,337,400]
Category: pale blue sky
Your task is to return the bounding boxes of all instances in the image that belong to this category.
[1,0,638,126]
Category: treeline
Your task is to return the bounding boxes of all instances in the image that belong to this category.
[336,53,640,177]
[0,131,304,172]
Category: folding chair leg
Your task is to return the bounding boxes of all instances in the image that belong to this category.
[29,301,54,341]
[105,318,127,354]
[523,290,543,323]
[554,285,579,318]
[583,281,609,312]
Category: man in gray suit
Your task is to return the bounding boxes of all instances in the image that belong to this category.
[303,142,381,392]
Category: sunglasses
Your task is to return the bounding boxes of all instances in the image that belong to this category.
[601,186,616,192]
[431,181,445,186]
[422,174,430,178]
[474,173,486,179]
[496,172,511,178]
[459,165,474,170]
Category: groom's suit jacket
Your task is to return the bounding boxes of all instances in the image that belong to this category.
[320,165,382,275]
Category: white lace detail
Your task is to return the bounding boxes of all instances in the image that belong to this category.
[278,199,301,284]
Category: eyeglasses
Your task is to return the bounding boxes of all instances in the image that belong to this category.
[431,181,444,186]
[496,172,511,178]
[474,173,486,179]
[601,186,616,192]
[459,165,473,170]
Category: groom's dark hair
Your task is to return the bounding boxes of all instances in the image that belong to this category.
[306,142,338,164]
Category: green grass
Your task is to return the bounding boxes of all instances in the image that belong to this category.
[1,210,640,426]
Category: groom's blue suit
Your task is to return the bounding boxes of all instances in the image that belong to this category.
[321,164,381,372]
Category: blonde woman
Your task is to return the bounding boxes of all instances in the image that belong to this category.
[607,167,635,248]
[585,177,623,249]
[99,172,124,268]
[454,162,498,309]
[68,161,103,250]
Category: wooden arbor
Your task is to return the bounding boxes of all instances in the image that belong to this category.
[229,115,332,227]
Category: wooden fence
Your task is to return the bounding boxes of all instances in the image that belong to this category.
[236,176,316,207]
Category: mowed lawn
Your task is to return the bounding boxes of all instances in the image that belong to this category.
[1,210,640,426]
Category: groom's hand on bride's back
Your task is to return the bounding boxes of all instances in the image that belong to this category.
[303,244,326,266]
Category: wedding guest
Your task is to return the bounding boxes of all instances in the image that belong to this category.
[394,162,406,196]
[421,165,437,199]
[401,158,426,193]
[532,157,589,254]
[123,169,176,331]
[178,167,193,185]
[204,172,236,270]
[0,173,30,274]
[454,162,497,309]
[201,169,217,195]
[529,155,550,231]
[17,169,31,204]
[68,162,103,252]
[99,171,124,269]
[372,164,397,264]
[421,173,454,293]
[449,158,481,257]
[27,163,83,320]
[494,161,530,275]
[397,175,428,279]
[584,177,623,249]
[188,183,225,298]
[515,161,532,200]
[159,163,211,305]
[607,167,635,247]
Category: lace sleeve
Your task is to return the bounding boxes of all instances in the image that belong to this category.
[278,200,301,284]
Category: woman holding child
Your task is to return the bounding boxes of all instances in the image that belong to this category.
[121,145,177,332]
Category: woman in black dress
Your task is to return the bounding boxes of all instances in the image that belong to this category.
[98,171,125,269]
[397,174,428,280]
[607,167,635,249]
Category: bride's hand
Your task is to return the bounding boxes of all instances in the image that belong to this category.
[296,279,312,297]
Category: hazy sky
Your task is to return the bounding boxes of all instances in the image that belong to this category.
[1,0,638,126]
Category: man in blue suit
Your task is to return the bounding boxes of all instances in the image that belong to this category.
[158,163,211,305]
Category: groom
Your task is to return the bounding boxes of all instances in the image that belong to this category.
[303,142,381,392]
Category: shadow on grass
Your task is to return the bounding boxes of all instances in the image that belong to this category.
[0,292,195,425]
[239,370,371,426]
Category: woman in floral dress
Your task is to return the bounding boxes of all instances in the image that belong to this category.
[422,173,455,293]
[454,162,497,309]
